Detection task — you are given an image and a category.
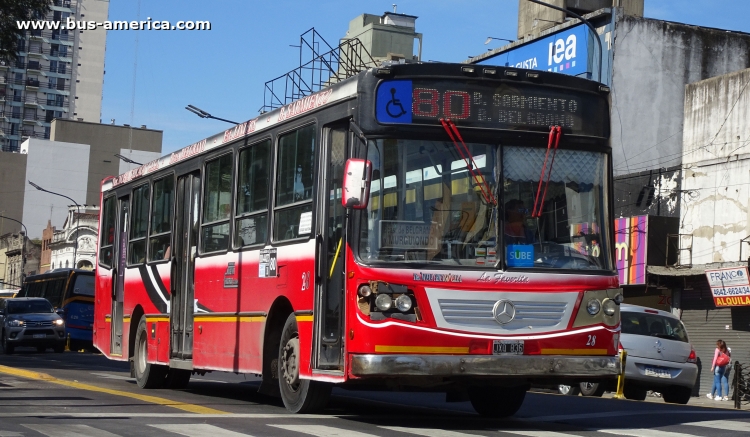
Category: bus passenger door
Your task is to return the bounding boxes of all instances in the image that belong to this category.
[171,172,200,362]
[111,196,129,356]
[314,126,347,370]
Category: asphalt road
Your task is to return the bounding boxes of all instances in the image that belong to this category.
[0,348,748,437]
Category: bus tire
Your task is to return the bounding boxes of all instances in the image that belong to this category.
[2,332,13,355]
[164,368,191,389]
[134,318,166,389]
[278,313,331,413]
[468,385,527,417]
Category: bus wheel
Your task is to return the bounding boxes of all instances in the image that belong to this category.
[134,318,166,389]
[164,369,191,389]
[468,385,527,417]
[278,313,331,413]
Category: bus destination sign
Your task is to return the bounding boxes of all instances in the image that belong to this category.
[375,79,607,137]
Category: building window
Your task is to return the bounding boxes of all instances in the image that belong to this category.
[201,154,233,253]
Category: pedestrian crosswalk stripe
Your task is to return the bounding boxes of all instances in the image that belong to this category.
[23,424,121,437]
[151,424,253,437]
[503,431,581,437]
[268,424,379,436]
[381,426,482,437]
[598,428,701,437]
[684,420,750,432]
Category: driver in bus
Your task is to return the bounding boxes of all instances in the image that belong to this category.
[504,199,534,245]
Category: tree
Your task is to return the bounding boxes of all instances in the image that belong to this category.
[0,0,50,63]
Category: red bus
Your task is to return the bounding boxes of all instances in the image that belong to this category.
[94,62,621,416]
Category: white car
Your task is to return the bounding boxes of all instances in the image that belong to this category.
[559,304,698,404]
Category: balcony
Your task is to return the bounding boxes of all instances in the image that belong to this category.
[45,99,66,109]
[24,95,39,106]
[26,78,40,89]
[23,112,39,123]
[53,0,73,6]
[27,61,41,72]
[21,129,47,139]
[27,46,44,57]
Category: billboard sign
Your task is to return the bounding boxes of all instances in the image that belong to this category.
[483,24,590,77]
[615,216,647,285]
[705,266,750,307]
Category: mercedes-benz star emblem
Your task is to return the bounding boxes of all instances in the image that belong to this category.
[493,299,516,325]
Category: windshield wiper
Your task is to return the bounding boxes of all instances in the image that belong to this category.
[439,118,496,205]
[532,126,562,217]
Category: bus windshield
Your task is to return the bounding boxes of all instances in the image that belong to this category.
[358,139,611,270]
[72,275,95,296]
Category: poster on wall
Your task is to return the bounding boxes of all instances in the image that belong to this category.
[705,266,750,307]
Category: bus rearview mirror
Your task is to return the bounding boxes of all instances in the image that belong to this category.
[342,158,372,210]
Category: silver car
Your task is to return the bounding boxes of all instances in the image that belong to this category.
[559,304,698,404]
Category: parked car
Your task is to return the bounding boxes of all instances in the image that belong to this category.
[558,304,698,404]
[0,298,66,354]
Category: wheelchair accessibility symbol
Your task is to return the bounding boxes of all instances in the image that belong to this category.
[386,88,407,118]
[376,80,412,124]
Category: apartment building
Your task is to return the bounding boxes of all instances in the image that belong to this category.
[0,0,109,152]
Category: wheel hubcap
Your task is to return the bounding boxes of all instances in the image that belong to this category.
[137,334,147,375]
[281,336,300,389]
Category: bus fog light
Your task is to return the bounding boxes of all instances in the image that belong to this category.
[602,299,616,316]
[375,294,392,311]
[614,292,624,304]
[358,284,372,297]
[395,294,412,312]
[586,299,601,315]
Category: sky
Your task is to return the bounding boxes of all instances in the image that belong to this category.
[101,0,750,155]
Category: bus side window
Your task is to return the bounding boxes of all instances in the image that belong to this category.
[149,175,175,261]
[202,153,233,253]
[99,196,117,268]
[274,124,315,241]
[235,140,270,248]
[128,183,150,265]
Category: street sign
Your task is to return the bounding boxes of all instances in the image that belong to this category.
[705,266,750,307]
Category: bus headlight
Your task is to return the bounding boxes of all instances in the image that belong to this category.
[375,294,392,311]
[54,319,64,326]
[358,284,372,297]
[602,299,617,316]
[586,299,601,315]
[395,294,412,312]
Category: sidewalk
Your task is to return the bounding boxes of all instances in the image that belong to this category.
[602,391,746,410]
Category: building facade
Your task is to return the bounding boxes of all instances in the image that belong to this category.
[0,0,109,152]
[49,205,99,270]
[0,119,162,239]
[0,232,41,292]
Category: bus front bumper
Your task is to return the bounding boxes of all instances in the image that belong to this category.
[350,354,621,378]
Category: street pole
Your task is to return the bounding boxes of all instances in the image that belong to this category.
[28,181,81,269]
[0,215,28,285]
[527,0,604,83]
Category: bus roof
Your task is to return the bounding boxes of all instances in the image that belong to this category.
[103,75,359,192]
[24,269,94,283]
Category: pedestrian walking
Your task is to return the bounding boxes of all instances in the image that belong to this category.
[721,342,733,401]
[707,339,731,401]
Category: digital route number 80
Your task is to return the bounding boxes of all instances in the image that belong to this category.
[413,88,471,120]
